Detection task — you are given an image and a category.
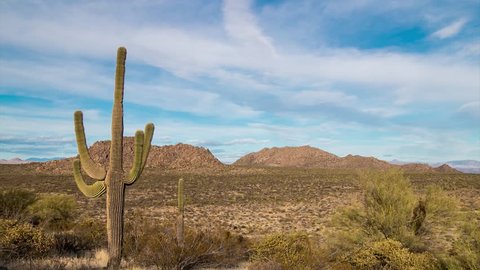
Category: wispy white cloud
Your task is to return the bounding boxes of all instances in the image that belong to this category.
[223,0,277,56]
[189,138,270,147]
[0,0,479,162]
[290,90,357,106]
[457,101,480,120]
[0,58,113,99]
[0,1,477,106]
[431,18,468,39]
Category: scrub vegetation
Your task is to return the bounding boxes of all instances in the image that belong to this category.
[0,165,479,269]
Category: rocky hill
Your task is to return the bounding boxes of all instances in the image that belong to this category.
[35,137,223,174]
[233,146,392,170]
[340,154,392,170]
[434,164,461,173]
[233,146,462,173]
[233,146,341,168]
[400,163,436,173]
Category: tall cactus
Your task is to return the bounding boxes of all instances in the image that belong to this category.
[72,47,154,269]
[177,178,185,248]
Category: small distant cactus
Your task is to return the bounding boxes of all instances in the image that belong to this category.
[72,47,154,269]
[177,178,185,248]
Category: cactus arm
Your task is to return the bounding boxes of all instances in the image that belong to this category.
[125,130,144,184]
[140,123,154,171]
[72,159,106,198]
[74,111,107,180]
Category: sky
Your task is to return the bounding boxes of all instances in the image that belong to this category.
[0,0,479,164]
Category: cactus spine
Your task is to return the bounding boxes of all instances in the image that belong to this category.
[72,47,154,269]
[177,178,185,248]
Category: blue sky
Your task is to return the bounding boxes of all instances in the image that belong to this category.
[0,0,479,163]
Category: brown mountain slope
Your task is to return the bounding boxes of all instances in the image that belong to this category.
[434,164,461,173]
[233,146,461,173]
[340,154,393,170]
[35,137,223,174]
[233,146,393,170]
[233,146,342,168]
[400,163,436,173]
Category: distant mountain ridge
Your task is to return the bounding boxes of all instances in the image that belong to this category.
[390,159,480,174]
[233,146,342,168]
[0,158,30,164]
[35,137,223,174]
[3,143,476,174]
[432,160,480,174]
[234,145,464,173]
[0,157,63,164]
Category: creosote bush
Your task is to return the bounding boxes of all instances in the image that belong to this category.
[250,232,323,270]
[0,190,105,264]
[346,239,438,270]
[359,169,418,243]
[0,189,37,220]
[28,194,78,231]
[440,211,480,270]
[327,169,460,269]
[0,219,53,261]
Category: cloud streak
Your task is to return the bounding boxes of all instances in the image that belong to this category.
[0,0,479,162]
[431,18,468,39]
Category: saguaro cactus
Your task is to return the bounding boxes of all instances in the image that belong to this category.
[177,178,185,248]
[72,47,154,269]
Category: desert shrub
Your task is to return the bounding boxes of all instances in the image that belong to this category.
[52,232,84,255]
[250,232,322,270]
[345,239,438,270]
[52,231,98,255]
[0,189,37,220]
[328,169,460,267]
[247,261,285,270]
[72,217,106,250]
[28,194,78,231]
[440,212,480,270]
[123,216,249,269]
[423,185,459,229]
[0,219,53,260]
[359,169,417,243]
[328,170,418,256]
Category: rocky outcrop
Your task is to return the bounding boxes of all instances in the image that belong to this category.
[35,138,223,174]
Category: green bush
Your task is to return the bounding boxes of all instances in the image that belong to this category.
[0,189,37,220]
[0,219,53,260]
[28,194,78,230]
[346,239,438,270]
[328,169,461,268]
[250,232,322,270]
[441,212,480,270]
[423,185,459,230]
[358,169,417,242]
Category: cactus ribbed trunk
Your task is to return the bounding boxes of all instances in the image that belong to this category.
[106,47,126,270]
[177,213,184,248]
[72,47,154,270]
[177,178,185,248]
[106,173,125,269]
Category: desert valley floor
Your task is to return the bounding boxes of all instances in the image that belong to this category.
[1,163,479,240]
